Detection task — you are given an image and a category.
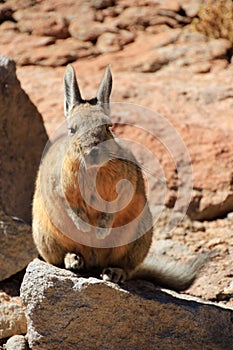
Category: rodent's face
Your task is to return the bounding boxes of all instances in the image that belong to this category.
[66,104,118,168]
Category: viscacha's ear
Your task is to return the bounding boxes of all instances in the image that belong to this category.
[64,65,83,117]
[96,65,112,115]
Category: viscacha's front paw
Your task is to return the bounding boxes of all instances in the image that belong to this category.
[64,252,85,271]
[101,267,127,283]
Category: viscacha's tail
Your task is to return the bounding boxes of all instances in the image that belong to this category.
[132,252,209,291]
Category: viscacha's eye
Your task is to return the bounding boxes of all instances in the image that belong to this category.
[68,127,76,135]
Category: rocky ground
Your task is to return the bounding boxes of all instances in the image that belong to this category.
[0,0,233,348]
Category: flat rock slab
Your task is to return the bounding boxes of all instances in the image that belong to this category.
[21,259,233,350]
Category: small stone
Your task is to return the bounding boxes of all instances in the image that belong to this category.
[181,0,204,17]
[0,295,27,339]
[69,20,113,42]
[227,212,233,221]
[5,335,29,350]
[91,0,115,10]
[0,20,18,32]
[157,0,180,12]
[192,221,205,232]
[206,238,225,249]
[96,30,135,53]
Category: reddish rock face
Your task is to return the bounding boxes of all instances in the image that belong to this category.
[15,35,233,223]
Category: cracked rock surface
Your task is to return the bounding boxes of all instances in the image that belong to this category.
[21,259,233,350]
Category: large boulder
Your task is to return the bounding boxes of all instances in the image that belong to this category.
[0,208,37,281]
[21,259,233,350]
[0,56,48,223]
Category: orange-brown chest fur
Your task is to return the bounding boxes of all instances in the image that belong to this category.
[61,154,146,228]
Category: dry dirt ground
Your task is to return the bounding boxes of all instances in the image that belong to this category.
[0,0,233,309]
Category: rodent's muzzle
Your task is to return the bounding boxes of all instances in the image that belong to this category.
[85,145,109,168]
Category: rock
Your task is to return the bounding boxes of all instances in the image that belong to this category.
[114,3,188,31]
[147,15,180,29]
[189,190,233,221]
[21,259,233,350]
[221,280,233,296]
[0,31,56,47]
[69,19,115,42]
[14,10,70,39]
[0,33,94,66]
[98,3,126,20]
[0,293,27,340]
[96,30,135,53]
[5,0,35,11]
[67,4,95,41]
[96,32,120,52]
[179,0,203,17]
[115,29,136,46]
[0,208,37,281]
[183,126,233,220]
[21,37,94,67]
[0,4,13,23]
[91,0,116,10]
[227,212,233,221]
[115,6,159,29]
[0,20,18,33]
[132,32,232,72]
[0,56,48,222]
[5,335,29,350]
[156,0,181,12]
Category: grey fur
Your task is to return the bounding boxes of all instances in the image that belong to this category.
[133,252,209,291]
[64,65,83,117]
[97,65,112,115]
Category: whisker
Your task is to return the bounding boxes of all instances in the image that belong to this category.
[108,152,167,185]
